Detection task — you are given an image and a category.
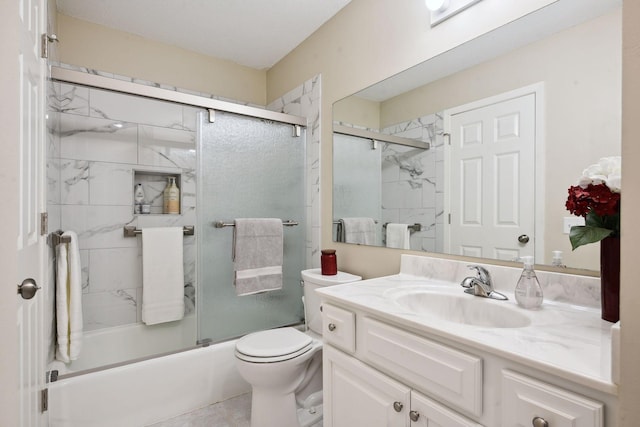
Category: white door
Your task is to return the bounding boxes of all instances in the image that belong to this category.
[18,0,47,425]
[324,345,410,427]
[445,90,537,262]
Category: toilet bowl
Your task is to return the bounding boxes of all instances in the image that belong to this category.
[235,269,361,427]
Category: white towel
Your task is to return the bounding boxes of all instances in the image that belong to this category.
[233,218,283,296]
[55,231,83,363]
[386,223,411,249]
[341,217,376,245]
[142,227,185,325]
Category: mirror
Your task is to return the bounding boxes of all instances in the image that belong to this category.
[332,0,621,271]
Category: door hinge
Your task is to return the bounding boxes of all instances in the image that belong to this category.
[444,133,451,145]
[41,33,59,59]
[208,109,216,123]
[40,212,48,236]
[41,388,48,413]
[448,213,451,224]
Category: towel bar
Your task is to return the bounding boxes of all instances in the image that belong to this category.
[49,230,71,247]
[382,222,422,232]
[214,220,298,228]
[123,225,195,237]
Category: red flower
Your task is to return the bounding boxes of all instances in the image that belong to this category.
[565,184,620,218]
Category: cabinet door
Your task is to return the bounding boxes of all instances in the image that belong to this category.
[410,391,483,427]
[324,345,410,427]
[502,370,603,427]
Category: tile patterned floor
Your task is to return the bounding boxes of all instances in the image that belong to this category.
[147,393,251,427]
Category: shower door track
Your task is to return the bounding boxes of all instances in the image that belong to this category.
[51,66,307,127]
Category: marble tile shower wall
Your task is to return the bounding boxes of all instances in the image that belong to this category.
[267,75,322,269]
[48,82,199,331]
[380,113,444,252]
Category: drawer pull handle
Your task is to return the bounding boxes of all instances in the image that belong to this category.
[393,401,403,412]
[328,323,337,331]
[532,416,549,427]
[409,410,420,422]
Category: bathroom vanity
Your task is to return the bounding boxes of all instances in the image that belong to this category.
[317,255,618,426]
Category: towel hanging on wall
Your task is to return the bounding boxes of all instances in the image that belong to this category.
[386,223,411,249]
[55,230,83,363]
[142,227,185,325]
[233,218,283,296]
[340,217,376,245]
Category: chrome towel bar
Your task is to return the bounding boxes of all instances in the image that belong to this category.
[214,220,298,228]
[123,225,195,237]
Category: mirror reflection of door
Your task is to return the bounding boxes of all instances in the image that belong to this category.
[445,87,539,262]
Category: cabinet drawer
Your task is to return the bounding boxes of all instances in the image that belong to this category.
[502,370,604,427]
[322,303,355,353]
[360,317,482,416]
[411,391,483,427]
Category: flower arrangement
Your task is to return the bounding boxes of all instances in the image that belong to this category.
[565,156,621,250]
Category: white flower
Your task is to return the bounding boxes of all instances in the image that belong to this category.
[578,156,622,191]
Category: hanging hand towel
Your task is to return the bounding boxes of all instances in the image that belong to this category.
[341,217,376,245]
[386,223,411,249]
[142,227,185,325]
[55,231,83,363]
[233,218,283,296]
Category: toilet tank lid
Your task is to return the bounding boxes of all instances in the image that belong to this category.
[301,268,361,286]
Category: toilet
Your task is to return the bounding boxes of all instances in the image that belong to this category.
[235,268,361,427]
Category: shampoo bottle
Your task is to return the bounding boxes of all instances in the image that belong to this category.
[163,177,180,214]
[514,256,543,309]
[134,184,145,214]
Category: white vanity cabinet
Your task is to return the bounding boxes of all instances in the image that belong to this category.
[324,345,482,427]
[321,302,612,427]
[323,303,482,427]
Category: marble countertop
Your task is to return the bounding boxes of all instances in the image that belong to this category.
[317,272,617,395]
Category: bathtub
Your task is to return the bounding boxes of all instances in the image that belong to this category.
[50,316,198,375]
[48,340,251,427]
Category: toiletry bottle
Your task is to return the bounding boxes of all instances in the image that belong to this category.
[134,184,145,214]
[551,250,565,267]
[514,256,543,309]
[163,177,180,214]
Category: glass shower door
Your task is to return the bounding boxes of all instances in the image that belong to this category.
[197,111,306,343]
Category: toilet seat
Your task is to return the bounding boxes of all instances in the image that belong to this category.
[235,327,314,363]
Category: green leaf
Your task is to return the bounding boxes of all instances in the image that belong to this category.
[569,226,613,250]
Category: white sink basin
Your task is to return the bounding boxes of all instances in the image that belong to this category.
[388,287,531,328]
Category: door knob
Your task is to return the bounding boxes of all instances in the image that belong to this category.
[518,234,530,243]
[409,410,420,421]
[532,416,549,427]
[393,401,403,412]
[328,323,336,331]
[17,278,40,300]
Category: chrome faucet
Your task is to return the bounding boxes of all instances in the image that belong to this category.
[460,265,508,301]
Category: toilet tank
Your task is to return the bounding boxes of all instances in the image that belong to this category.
[301,268,361,335]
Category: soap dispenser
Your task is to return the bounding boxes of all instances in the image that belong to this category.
[514,256,543,309]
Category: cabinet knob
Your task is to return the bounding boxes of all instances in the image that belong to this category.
[328,323,337,331]
[532,416,549,427]
[393,401,403,412]
[409,410,420,422]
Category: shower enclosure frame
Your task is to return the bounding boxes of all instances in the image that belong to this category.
[49,65,308,374]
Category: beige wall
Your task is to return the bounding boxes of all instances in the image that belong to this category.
[332,95,381,130]
[620,1,640,424]
[57,14,267,106]
[371,9,620,269]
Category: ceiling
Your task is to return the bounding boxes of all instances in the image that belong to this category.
[56,0,352,70]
